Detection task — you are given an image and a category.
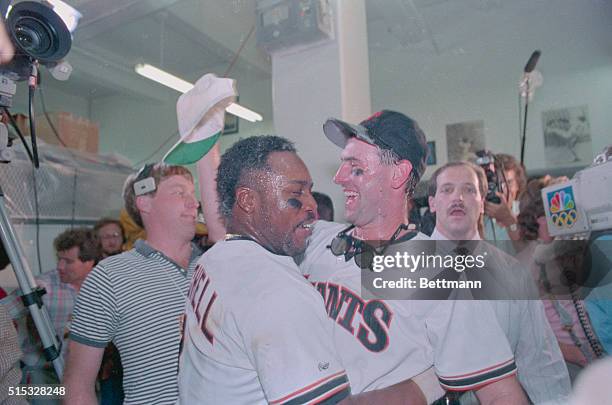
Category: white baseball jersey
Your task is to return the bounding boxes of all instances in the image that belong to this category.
[178,238,350,404]
[299,220,517,393]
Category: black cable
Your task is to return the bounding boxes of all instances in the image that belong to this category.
[3,106,34,162]
[28,80,40,169]
[520,88,529,166]
[31,165,42,274]
[518,92,523,142]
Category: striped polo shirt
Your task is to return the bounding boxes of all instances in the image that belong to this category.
[70,240,202,405]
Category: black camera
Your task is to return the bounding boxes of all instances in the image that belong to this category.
[1,1,75,81]
[474,150,503,204]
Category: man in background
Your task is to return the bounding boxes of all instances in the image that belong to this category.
[313,191,335,221]
[427,161,571,404]
[4,228,99,395]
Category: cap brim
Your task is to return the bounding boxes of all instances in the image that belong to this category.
[163,131,221,165]
[323,118,373,148]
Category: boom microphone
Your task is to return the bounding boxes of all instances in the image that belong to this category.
[524,50,541,73]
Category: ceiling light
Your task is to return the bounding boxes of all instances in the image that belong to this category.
[134,63,262,122]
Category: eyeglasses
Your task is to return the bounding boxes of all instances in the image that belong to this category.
[328,224,416,270]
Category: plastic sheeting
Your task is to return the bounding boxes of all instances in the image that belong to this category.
[0,140,133,223]
[0,141,134,277]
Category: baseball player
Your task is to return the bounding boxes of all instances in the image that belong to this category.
[170,76,428,404]
[176,135,350,404]
[295,112,527,404]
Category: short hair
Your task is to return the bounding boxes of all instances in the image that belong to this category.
[123,162,193,228]
[517,176,557,240]
[427,161,487,238]
[496,153,527,196]
[312,191,334,221]
[427,161,487,199]
[53,228,101,264]
[377,142,423,196]
[217,136,296,224]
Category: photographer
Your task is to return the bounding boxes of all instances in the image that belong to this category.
[482,153,527,243]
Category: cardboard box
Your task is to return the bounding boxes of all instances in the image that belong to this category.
[13,112,99,154]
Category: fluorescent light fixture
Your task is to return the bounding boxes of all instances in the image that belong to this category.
[226,103,263,122]
[135,63,194,93]
[134,63,263,122]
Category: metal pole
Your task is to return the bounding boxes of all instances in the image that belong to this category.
[0,184,64,379]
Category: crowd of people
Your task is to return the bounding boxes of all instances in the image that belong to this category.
[0,44,609,405]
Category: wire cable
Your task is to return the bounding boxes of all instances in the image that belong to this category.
[3,106,34,162]
[37,81,78,228]
[28,75,40,168]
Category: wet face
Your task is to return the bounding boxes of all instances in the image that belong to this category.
[147,175,198,240]
[333,138,396,227]
[255,152,316,257]
[97,223,123,256]
[429,165,484,240]
[57,246,94,287]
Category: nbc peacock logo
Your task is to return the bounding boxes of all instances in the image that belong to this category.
[547,186,578,228]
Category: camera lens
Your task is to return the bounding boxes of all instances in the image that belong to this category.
[6,1,72,63]
[15,21,53,55]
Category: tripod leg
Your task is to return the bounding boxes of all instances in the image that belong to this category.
[0,185,64,379]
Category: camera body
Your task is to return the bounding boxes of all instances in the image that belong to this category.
[542,147,612,238]
[474,150,503,204]
[0,0,80,82]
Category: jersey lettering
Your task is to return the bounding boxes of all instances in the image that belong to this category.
[189,264,218,344]
[314,281,392,352]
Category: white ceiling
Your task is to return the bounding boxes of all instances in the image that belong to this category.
[25,0,612,103]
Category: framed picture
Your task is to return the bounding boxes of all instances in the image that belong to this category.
[445,120,485,162]
[223,98,239,134]
[542,105,591,166]
[426,141,437,165]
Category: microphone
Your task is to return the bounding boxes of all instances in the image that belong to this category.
[524,50,541,73]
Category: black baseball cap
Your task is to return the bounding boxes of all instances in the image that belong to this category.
[323,110,428,179]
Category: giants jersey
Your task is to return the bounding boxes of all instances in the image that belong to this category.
[299,221,517,393]
[177,239,350,404]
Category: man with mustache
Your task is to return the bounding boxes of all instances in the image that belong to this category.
[427,161,571,404]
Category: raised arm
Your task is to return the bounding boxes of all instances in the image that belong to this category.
[197,141,226,242]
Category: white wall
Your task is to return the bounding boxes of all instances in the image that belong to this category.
[366,0,612,181]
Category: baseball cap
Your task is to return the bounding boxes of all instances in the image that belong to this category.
[323,110,428,178]
[164,73,237,165]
